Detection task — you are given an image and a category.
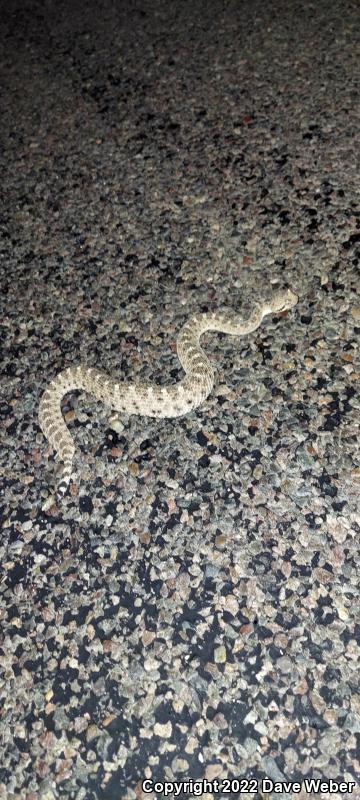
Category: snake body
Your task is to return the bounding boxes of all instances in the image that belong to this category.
[39,289,298,503]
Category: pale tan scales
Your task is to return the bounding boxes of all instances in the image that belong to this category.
[39,290,298,505]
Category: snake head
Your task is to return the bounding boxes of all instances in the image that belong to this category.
[271,289,298,313]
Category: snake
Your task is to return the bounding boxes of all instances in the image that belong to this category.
[39,289,298,505]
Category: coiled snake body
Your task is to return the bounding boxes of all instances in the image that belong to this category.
[39,289,298,504]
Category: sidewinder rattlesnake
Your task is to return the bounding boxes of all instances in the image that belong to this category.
[39,289,298,505]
